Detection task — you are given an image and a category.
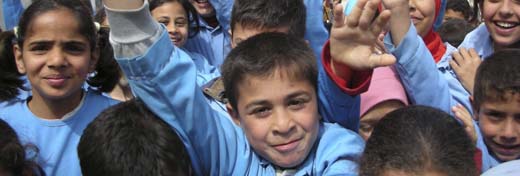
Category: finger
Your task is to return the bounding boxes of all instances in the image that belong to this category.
[452,105,472,127]
[371,9,391,37]
[332,4,345,28]
[449,59,461,72]
[358,0,379,30]
[468,48,480,61]
[459,47,471,62]
[347,0,368,27]
[451,51,462,65]
[369,53,396,68]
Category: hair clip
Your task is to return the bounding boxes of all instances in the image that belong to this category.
[13,26,19,38]
[94,22,101,32]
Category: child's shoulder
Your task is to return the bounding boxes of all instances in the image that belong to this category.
[308,122,364,174]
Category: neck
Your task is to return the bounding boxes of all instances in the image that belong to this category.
[28,90,84,120]
[108,83,133,101]
[202,15,219,28]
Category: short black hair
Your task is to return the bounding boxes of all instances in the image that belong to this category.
[78,99,192,176]
[446,0,472,21]
[230,0,306,38]
[437,19,475,47]
[222,32,316,111]
[473,49,520,111]
[360,106,477,176]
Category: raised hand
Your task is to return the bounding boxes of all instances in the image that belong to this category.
[452,104,477,145]
[450,48,481,95]
[329,0,396,71]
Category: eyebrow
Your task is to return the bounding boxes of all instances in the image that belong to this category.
[284,91,311,102]
[244,100,270,111]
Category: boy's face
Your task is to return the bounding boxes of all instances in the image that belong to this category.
[231,24,290,48]
[443,9,466,23]
[229,70,320,168]
[477,94,520,161]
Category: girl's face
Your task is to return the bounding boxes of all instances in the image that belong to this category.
[14,8,96,103]
[409,0,436,37]
[481,0,520,48]
[152,1,189,47]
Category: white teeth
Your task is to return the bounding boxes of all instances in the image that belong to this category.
[496,22,517,28]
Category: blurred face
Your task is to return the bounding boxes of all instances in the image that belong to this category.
[409,0,436,37]
[190,0,215,17]
[152,2,189,47]
[229,70,320,168]
[481,0,520,48]
[477,94,520,161]
[14,9,95,104]
[359,100,405,141]
[443,9,466,22]
[382,169,447,176]
[231,24,290,48]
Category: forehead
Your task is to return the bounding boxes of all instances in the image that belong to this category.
[24,8,86,41]
[151,1,187,17]
[235,69,315,103]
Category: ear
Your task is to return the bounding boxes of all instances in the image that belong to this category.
[226,103,241,125]
[469,96,479,121]
[14,44,26,74]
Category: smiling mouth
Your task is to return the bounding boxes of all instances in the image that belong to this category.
[495,21,519,29]
[273,139,301,153]
[492,141,520,156]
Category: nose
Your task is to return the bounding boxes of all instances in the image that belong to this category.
[47,48,68,69]
[408,0,416,11]
[498,0,514,17]
[272,109,296,136]
[167,22,178,34]
[499,119,518,144]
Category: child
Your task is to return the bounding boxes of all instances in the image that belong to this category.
[149,0,220,80]
[360,106,477,176]
[0,119,44,176]
[102,0,391,174]
[438,18,475,47]
[443,0,473,23]
[0,0,119,175]
[450,0,520,96]
[469,49,520,171]
[184,0,231,67]
[78,99,192,176]
[206,0,365,131]
[359,66,409,141]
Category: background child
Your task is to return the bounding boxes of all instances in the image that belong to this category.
[443,0,473,23]
[0,0,119,175]
[438,18,475,47]
[78,99,192,176]
[360,106,477,176]
[359,66,409,141]
[470,49,520,171]
[0,118,44,176]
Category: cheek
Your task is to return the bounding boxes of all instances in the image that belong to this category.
[479,118,498,138]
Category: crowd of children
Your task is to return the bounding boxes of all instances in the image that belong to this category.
[0,0,518,175]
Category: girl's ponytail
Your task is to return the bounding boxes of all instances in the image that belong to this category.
[87,26,121,93]
[0,31,26,101]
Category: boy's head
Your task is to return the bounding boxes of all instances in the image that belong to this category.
[78,99,192,176]
[222,32,319,168]
[437,18,475,47]
[360,106,477,176]
[230,0,306,48]
[443,0,472,22]
[472,49,520,162]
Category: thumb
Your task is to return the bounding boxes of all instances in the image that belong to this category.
[368,53,396,68]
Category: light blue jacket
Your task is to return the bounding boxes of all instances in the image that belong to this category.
[183,14,231,68]
[385,23,472,115]
[458,24,494,59]
[107,3,364,175]
[0,90,119,176]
